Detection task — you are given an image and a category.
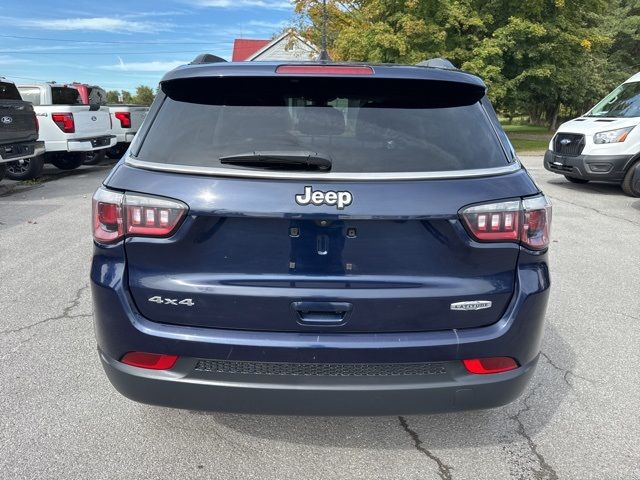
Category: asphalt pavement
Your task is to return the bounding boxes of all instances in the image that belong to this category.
[0,157,638,480]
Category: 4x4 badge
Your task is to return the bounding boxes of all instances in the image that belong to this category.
[295,186,353,210]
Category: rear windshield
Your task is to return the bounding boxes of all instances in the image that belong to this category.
[0,81,22,100]
[588,81,640,118]
[137,77,507,173]
[52,87,82,105]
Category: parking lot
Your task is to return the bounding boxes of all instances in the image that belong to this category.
[0,155,638,480]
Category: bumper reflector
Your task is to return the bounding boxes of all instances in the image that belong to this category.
[463,357,518,374]
[121,352,178,370]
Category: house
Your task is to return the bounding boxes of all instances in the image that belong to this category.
[231,30,319,62]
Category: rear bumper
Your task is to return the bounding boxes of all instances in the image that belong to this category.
[0,140,44,163]
[544,150,634,182]
[100,350,538,415]
[91,245,550,414]
[66,135,116,152]
[114,132,136,144]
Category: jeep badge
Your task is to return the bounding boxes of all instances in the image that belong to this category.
[295,186,353,210]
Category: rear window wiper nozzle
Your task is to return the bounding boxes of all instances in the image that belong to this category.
[219,151,332,172]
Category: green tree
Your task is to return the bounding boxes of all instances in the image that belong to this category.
[133,85,155,106]
[465,0,611,128]
[603,0,640,85]
[106,90,120,104]
[295,0,636,128]
[121,90,133,103]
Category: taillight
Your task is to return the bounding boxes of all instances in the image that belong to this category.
[463,357,518,374]
[92,188,124,243]
[51,112,75,133]
[34,114,39,135]
[460,195,551,250]
[92,187,187,244]
[114,111,131,128]
[121,352,178,370]
[521,196,552,250]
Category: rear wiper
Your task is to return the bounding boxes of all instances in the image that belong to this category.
[219,151,332,171]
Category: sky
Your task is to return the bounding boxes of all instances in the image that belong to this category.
[0,0,294,92]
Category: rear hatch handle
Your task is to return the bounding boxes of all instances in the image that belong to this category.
[291,301,353,326]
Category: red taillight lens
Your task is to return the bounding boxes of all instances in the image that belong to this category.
[92,187,187,244]
[463,357,518,374]
[521,196,552,250]
[124,192,187,236]
[121,352,178,370]
[51,112,75,133]
[276,65,373,75]
[92,188,124,243]
[460,195,551,250]
[461,200,520,242]
[114,111,131,128]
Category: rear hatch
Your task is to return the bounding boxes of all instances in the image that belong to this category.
[52,86,111,137]
[70,106,111,137]
[0,81,37,145]
[115,68,537,333]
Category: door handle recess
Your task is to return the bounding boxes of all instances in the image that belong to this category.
[291,302,353,326]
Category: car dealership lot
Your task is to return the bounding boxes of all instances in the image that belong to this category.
[0,157,638,480]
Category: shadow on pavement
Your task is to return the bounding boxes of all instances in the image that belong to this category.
[0,161,117,200]
[142,323,574,451]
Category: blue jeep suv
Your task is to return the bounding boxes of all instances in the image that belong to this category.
[90,57,551,415]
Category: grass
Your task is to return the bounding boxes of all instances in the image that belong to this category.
[499,120,553,153]
[509,138,550,153]
[19,178,44,186]
[501,124,551,135]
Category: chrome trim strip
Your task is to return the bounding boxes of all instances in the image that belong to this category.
[125,157,522,181]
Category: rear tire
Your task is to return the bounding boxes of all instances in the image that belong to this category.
[0,162,6,182]
[83,150,107,165]
[621,159,640,197]
[564,175,589,184]
[5,155,45,180]
[49,152,84,170]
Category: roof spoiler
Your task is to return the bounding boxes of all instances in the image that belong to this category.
[190,53,227,65]
[416,58,457,70]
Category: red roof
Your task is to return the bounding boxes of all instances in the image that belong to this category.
[232,39,270,61]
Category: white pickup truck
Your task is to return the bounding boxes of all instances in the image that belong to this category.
[105,105,148,159]
[69,84,149,162]
[10,83,115,179]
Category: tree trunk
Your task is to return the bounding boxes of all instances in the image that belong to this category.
[549,103,560,131]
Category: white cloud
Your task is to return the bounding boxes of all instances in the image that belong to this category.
[100,58,187,72]
[188,0,292,10]
[19,17,171,33]
[245,20,289,30]
[123,10,190,19]
[0,55,32,65]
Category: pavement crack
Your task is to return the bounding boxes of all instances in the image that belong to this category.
[540,351,595,387]
[0,284,90,335]
[611,311,640,322]
[508,385,558,480]
[398,416,453,480]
